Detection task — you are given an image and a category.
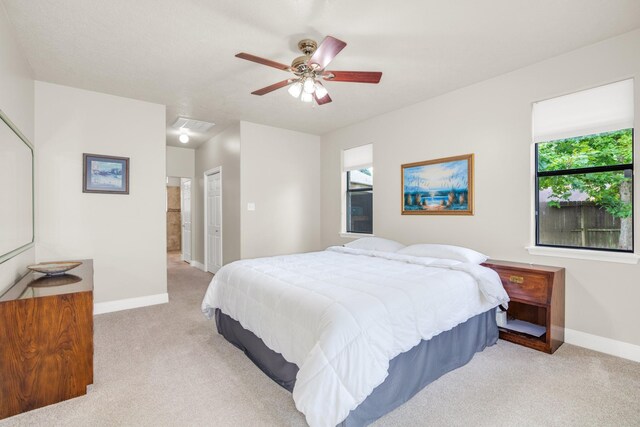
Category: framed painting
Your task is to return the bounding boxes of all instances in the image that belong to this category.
[401,153,474,215]
[83,153,129,194]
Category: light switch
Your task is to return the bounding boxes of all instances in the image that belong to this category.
[247,202,256,211]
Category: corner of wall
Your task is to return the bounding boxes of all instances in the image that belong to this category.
[192,123,242,267]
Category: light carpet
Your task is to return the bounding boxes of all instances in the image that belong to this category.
[1,252,638,427]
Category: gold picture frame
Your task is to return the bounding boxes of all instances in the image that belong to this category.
[401,153,474,215]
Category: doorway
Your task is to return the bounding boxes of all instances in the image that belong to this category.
[204,167,222,274]
[181,178,192,263]
[166,177,182,253]
[166,176,193,265]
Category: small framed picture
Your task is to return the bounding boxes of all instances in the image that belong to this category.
[83,153,129,194]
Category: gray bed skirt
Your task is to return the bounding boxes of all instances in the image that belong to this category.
[215,308,498,426]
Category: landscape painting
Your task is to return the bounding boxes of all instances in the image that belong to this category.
[83,153,129,194]
[401,154,473,215]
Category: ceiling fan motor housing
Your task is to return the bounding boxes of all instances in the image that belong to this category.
[291,55,310,74]
[297,39,317,56]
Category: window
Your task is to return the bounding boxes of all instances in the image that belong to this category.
[533,80,634,252]
[346,168,373,234]
[343,144,373,234]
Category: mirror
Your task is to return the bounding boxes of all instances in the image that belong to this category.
[0,109,34,264]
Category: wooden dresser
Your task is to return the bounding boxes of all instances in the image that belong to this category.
[0,260,94,419]
[482,260,565,354]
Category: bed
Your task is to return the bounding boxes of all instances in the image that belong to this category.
[201,245,509,427]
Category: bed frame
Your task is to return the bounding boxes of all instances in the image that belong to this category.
[215,308,498,426]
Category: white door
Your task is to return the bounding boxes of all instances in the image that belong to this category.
[206,172,222,273]
[181,179,192,262]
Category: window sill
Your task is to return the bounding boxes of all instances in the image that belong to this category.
[525,246,640,264]
[340,232,374,239]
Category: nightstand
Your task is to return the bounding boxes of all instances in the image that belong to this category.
[482,260,565,354]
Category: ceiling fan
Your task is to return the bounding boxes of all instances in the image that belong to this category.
[235,36,382,105]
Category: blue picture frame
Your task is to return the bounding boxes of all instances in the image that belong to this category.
[83,153,129,194]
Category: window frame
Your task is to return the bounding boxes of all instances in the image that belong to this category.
[534,130,635,253]
[345,168,373,235]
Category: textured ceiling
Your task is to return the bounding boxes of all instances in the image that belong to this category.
[3,0,640,148]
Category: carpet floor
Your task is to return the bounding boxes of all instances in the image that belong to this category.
[1,252,639,427]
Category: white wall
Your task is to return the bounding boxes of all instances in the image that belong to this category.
[193,124,241,265]
[321,29,640,348]
[0,6,35,294]
[241,121,321,259]
[192,121,321,265]
[35,81,167,304]
[167,177,181,187]
[166,146,195,178]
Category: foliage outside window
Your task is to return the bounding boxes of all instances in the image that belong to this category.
[346,167,373,234]
[536,129,633,252]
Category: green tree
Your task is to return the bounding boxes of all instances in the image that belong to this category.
[538,129,633,250]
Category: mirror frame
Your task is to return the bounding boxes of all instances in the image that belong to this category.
[0,109,34,264]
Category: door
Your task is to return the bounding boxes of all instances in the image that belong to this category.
[206,171,222,273]
[181,179,192,262]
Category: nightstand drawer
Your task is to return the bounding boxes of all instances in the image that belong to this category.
[495,270,550,305]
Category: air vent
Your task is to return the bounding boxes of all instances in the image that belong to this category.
[172,117,216,133]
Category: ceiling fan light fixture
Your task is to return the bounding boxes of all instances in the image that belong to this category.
[314,82,328,99]
[303,77,316,94]
[300,92,313,103]
[288,81,303,98]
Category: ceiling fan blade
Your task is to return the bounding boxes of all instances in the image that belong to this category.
[236,53,292,71]
[323,71,382,84]
[251,79,294,96]
[307,36,347,70]
[314,92,332,105]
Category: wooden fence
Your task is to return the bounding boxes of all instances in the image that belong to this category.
[538,201,621,249]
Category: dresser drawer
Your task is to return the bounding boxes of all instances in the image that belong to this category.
[495,269,550,305]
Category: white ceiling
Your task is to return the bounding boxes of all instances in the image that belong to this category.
[3,0,640,148]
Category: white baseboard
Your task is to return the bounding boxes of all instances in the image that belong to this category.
[94,293,169,315]
[565,328,640,363]
[190,260,206,271]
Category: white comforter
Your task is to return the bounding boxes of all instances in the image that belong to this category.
[201,247,508,427]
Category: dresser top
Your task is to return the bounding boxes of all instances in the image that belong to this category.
[0,259,93,302]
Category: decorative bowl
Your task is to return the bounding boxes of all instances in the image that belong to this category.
[27,261,82,276]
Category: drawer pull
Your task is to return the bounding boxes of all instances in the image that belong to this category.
[509,275,524,284]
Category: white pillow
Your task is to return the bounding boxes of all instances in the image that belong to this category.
[397,244,488,264]
[344,237,405,253]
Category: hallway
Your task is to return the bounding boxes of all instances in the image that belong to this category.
[166,251,210,295]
